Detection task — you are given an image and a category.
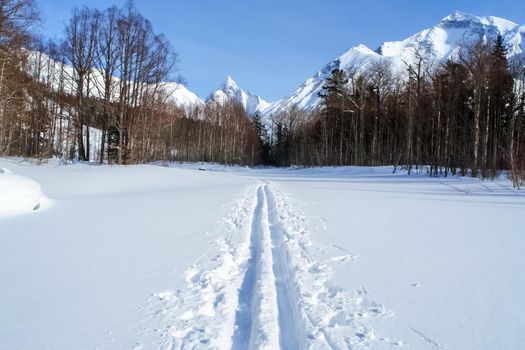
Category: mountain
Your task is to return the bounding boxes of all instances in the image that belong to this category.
[163,82,204,109]
[30,12,525,117]
[209,76,270,115]
[263,11,525,116]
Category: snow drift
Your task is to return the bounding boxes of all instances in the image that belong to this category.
[0,168,46,216]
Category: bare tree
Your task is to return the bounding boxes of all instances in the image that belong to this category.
[63,6,100,161]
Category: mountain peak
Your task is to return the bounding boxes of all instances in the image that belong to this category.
[441,11,476,23]
[439,11,518,32]
[222,76,239,91]
[210,77,270,115]
[353,44,375,54]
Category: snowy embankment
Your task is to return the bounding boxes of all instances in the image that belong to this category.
[0,167,47,216]
[1,159,524,350]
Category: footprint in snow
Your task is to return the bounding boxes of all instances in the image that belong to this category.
[308,261,330,274]
[327,254,359,263]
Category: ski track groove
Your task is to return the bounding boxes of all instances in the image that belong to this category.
[232,185,280,349]
[232,184,303,350]
[265,185,305,350]
[230,187,261,348]
[153,182,402,350]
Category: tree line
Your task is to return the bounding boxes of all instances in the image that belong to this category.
[265,36,525,187]
[0,0,524,186]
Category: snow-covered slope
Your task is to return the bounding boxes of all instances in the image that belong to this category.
[378,11,519,61]
[210,77,271,115]
[264,11,525,116]
[265,45,384,115]
[162,82,204,109]
[27,51,203,110]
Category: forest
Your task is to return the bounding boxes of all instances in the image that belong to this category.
[260,37,525,187]
[0,0,524,186]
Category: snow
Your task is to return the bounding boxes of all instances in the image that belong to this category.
[1,160,524,349]
[163,82,205,109]
[0,167,48,217]
[210,77,271,115]
[441,11,518,33]
[274,168,525,350]
[0,159,254,350]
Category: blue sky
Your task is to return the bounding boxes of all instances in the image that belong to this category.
[38,0,525,101]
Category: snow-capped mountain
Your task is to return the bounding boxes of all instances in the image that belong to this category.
[163,82,204,108]
[210,76,270,115]
[29,11,525,117]
[264,11,525,116]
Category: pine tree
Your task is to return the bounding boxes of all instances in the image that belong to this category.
[318,69,349,164]
[486,34,514,177]
[492,35,508,65]
[319,69,349,106]
[252,113,271,164]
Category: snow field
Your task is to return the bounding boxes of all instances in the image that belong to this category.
[278,169,525,350]
[1,160,524,349]
[0,160,255,350]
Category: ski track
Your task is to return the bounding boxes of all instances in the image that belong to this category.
[152,182,404,349]
[409,327,445,350]
[231,185,279,350]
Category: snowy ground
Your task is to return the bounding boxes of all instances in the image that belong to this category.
[1,159,524,349]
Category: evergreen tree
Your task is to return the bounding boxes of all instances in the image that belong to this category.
[318,69,349,165]
[492,34,508,64]
[319,69,349,107]
[486,34,514,177]
[252,113,271,164]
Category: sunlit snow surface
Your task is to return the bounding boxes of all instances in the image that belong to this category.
[0,159,524,349]
[0,167,49,217]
